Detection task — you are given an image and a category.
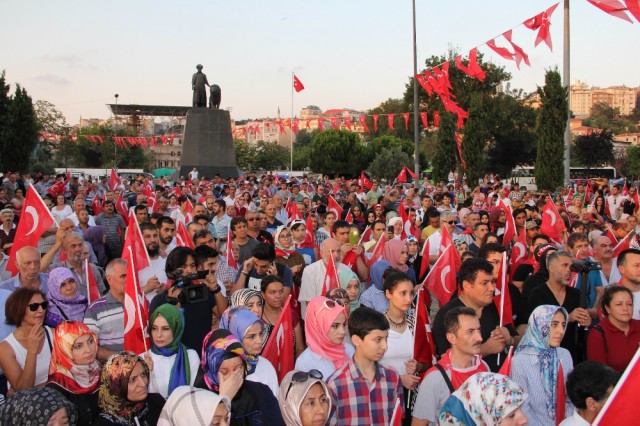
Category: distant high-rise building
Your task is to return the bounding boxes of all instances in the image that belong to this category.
[570,81,639,117]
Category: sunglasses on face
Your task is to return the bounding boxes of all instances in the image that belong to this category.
[286,369,324,399]
[445,220,455,225]
[28,301,49,312]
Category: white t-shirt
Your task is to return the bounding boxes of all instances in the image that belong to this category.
[295,343,355,382]
[247,356,279,397]
[380,325,413,376]
[142,349,200,399]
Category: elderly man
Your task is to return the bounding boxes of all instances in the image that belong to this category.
[68,197,96,227]
[298,238,351,318]
[49,232,106,296]
[427,210,457,264]
[592,235,620,285]
[0,246,49,293]
[0,208,16,253]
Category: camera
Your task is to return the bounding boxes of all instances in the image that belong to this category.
[570,260,602,274]
[167,269,209,304]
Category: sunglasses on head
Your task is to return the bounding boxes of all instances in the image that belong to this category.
[315,299,341,317]
[28,301,48,312]
[286,369,324,399]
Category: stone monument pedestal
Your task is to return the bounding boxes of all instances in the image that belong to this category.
[179,108,240,179]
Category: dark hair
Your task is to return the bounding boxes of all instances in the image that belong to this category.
[193,229,214,243]
[460,251,476,262]
[348,306,389,339]
[332,220,350,234]
[230,216,247,232]
[5,288,46,326]
[102,200,115,208]
[458,258,493,290]
[260,275,284,293]
[478,243,506,261]
[290,221,306,231]
[512,208,526,219]
[382,271,414,294]
[134,204,148,214]
[138,221,157,233]
[214,199,226,210]
[566,361,618,409]
[194,245,219,266]
[150,212,164,221]
[165,246,196,275]
[443,306,477,334]
[426,208,441,219]
[567,232,588,248]
[193,214,210,223]
[617,248,640,266]
[252,243,275,261]
[372,219,386,228]
[601,286,633,317]
[156,216,175,228]
[480,232,499,246]
[532,233,550,246]
[569,221,585,233]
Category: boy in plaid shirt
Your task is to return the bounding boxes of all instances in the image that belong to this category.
[326,306,403,425]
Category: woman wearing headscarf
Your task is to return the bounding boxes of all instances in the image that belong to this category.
[45,267,88,328]
[511,305,574,425]
[438,372,528,425]
[338,269,361,313]
[47,321,102,425]
[229,288,264,318]
[295,296,354,380]
[382,239,417,283]
[84,225,110,267]
[158,385,231,426]
[360,261,392,313]
[274,225,306,289]
[143,304,200,399]
[0,387,78,426]
[93,352,165,426]
[219,307,279,396]
[278,370,332,426]
[194,329,285,426]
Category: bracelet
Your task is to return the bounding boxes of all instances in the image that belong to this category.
[211,285,221,294]
[241,271,249,276]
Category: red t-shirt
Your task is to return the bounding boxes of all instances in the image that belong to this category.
[586,317,640,373]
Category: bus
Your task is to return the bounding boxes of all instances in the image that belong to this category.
[509,166,617,191]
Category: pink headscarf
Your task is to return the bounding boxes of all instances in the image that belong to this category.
[382,239,409,272]
[304,296,350,369]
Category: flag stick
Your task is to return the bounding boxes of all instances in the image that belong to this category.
[290,72,294,172]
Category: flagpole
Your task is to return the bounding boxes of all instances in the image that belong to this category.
[290,72,294,172]
[562,0,571,184]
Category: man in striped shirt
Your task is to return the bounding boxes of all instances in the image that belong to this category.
[84,258,126,362]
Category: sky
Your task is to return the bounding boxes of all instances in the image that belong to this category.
[2,1,638,125]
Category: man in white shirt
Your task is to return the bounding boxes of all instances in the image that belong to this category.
[606,184,627,221]
[138,222,167,302]
[428,211,457,264]
[560,361,617,426]
[617,248,640,319]
[68,198,96,226]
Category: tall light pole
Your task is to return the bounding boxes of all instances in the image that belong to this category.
[563,0,571,184]
[412,0,420,180]
[114,94,119,169]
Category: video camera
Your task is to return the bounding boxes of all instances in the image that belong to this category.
[570,260,602,274]
[167,269,209,304]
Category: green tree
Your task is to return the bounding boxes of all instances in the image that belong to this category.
[0,71,12,172]
[626,146,640,179]
[254,141,289,171]
[308,130,367,177]
[573,130,615,170]
[34,100,73,169]
[233,139,254,171]
[292,145,311,170]
[293,129,319,149]
[369,135,414,158]
[584,102,637,134]
[431,112,457,183]
[535,69,568,191]
[7,84,38,172]
[460,94,487,185]
[365,98,413,140]
[368,147,413,182]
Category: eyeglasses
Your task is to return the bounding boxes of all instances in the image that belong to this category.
[247,217,260,221]
[445,220,455,225]
[285,369,324,399]
[28,301,49,312]
[279,233,292,239]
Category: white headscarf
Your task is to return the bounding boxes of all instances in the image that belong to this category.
[157,386,230,426]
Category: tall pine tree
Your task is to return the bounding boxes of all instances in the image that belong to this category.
[8,84,38,172]
[431,112,457,183]
[535,69,568,191]
[460,94,487,186]
[0,71,11,171]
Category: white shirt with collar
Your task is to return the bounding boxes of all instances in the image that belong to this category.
[559,411,590,426]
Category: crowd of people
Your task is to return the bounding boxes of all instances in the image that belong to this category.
[0,169,637,425]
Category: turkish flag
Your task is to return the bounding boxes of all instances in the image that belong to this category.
[498,200,516,245]
[115,192,129,226]
[344,208,353,224]
[494,252,514,327]
[184,198,194,224]
[304,214,315,247]
[424,244,459,307]
[123,211,152,272]
[46,181,66,198]
[293,74,305,92]
[613,231,635,258]
[285,198,302,223]
[327,195,343,219]
[413,287,436,367]
[226,227,238,269]
[626,0,640,22]
[359,115,370,133]
[540,198,566,243]
[360,171,372,190]
[85,258,101,305]
[593,347,640,425]
[556,363,566,425]
[402,112,410,131]
[7,186,56,275]
[175,221,195,249]
[359,225,372,245]
[261,295,295,382]
[420,112,428,128]
[322,252,340,295]
[603,223,618,244]
[509,227,528,281]
[110,168,120,190]
[123,246,150,354]
[587,0,634,23]
[390,398,403,426]
[372,114,379,132]
[397,167,408,184]
[419,239,431,279]
[142,181,157,213]
[387,114,395,130]
[498,346,514,376]
[366,236,386,268]
[433,110,440,128]
[523,3,560,51]
[91,193,103,216]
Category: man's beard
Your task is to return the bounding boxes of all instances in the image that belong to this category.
[147,246,160,257]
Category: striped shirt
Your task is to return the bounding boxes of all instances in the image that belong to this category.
[95,213,126,256]
[83,292,124,352]
[327,358,402,426]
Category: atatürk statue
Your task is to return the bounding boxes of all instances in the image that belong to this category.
[192,64,209,107]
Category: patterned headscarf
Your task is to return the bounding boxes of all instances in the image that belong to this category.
[45,267,88,327]
[278,370,332,426]
[338,268,361,311]
[219,307,262,375]
[305,296,350,369]
[48,320,101,394]
[0,387,78,426]
[149,304,191,395]
[274,225,296,258]
[229,288,263,311]
[438,372,527,425]
[98,352,150,423]
[516,305,568,420]
[200,329,247,393]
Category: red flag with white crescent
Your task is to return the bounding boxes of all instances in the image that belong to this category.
[494,251,514,327]
[7,186,56,275]
[366,235,386,268]
[115,192,129,226]
[293,74,305,92]
[184,198,194,224]
[359,171,372,190]
[509,227,528,281]
[322,252,340,295]
[498,200,516,245]
[613,231,635,258]
[85,258,101,305]
[175,221,195,249]
[226,227,238,269]
[540,198,566,242]
[123,246,150,354]
[110,168,120,190]
[498,346,514,376]
[424,244,459,307]
[91,193,103,216]
[327,195,343,219]
[413,287,436,367]
[593,346,640,425]
[261,295,295,382]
